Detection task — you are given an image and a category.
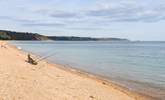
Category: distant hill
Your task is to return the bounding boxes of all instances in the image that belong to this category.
[48,36,97,41]
[48,36,129,41]
[0,30,48,40]
[0,30,129,41]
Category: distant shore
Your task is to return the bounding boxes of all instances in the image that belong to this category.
[0,40,155,100]
[0,30,129,41]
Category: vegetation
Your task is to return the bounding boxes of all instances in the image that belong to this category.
[0,30,129,41]
[0,30,48,40]
[0,31,11,40]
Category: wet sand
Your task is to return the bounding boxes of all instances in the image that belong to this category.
[0,41,155,100]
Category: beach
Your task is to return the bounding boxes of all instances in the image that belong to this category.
[0,41,155,100]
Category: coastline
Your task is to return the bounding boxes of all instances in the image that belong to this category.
[47,61,158,100]
[0,41,156,100]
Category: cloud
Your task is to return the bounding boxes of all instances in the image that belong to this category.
[34,9,51,15]
[0,16,36,23]
[68,27,105,30]
[22,22,66,27]
[33,0,165,23]
[51,11,78,18]
[0,16,14,20]
[33,8,80,18]
[85,0,165,22]
[35,9,80,19]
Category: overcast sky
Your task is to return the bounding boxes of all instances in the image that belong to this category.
[0,0,165,41]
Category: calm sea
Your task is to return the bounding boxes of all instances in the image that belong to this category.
[11,41,165,99]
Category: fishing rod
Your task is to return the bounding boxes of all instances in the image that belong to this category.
[27,51,57,65]
[36,52,57,63]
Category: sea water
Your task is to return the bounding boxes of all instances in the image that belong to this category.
[11,41,165,99]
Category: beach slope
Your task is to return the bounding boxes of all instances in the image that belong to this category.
[0,41,141,100]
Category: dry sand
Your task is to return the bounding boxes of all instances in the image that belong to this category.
[0,41,154,100]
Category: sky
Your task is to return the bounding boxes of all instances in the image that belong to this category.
[0,0,165,41]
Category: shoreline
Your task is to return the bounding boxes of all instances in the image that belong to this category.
[1,41,157,100]
[47,61,157,100]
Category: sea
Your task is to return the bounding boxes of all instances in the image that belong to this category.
[10,41,165,99]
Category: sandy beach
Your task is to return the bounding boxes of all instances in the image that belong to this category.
[0,41,155,100]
